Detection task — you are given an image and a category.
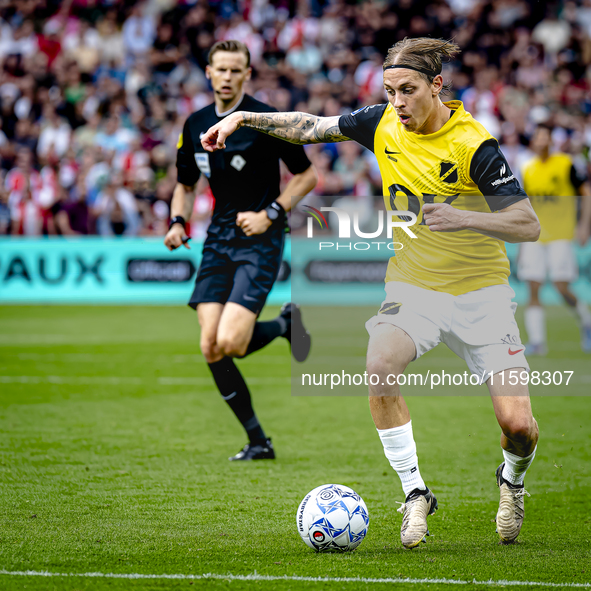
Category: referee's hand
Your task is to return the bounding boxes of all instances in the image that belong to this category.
[237,211,272,236]
[201,113,241,152]
[164,224,190,250]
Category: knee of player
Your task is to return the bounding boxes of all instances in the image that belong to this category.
[366,354,402,379]
[502,415,537,442]
[201,339,222,363]
[217,336,247,358]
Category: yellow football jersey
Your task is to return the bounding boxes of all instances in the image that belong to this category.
[339,100,528,296]
[522,154,579,243]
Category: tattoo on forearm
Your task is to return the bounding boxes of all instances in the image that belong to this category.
[239,112,349,145]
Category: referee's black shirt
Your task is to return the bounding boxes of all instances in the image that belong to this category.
[176,94,312,243]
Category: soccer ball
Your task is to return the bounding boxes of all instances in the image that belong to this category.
[296,484,369,552]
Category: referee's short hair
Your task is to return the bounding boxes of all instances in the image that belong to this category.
[208,40,251,68]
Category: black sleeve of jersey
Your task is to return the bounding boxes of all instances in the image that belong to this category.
[176,118,200,186]
[570,164,587,191]
[277,140,312,175]
[338,104,388,152]
[470,139,528,211]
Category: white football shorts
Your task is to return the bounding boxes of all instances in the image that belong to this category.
[365,281,529,385]
[517,240,578,283]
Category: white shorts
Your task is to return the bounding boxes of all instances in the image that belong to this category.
[365,282,529,385]
[517,240,578,283]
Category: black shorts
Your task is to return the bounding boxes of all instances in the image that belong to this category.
[188,239,284,314]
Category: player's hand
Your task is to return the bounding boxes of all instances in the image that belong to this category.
[576,221,590,247]
[423,202,468,232]
[236,211,272,236]
[201,112,242,152]
[164,224,190,250]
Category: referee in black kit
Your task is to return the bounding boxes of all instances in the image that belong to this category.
[164,41,318,461]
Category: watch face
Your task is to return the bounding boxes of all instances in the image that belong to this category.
[267,207,279,220]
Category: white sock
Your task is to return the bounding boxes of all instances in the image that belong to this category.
[575,300,591,328]
[524,306,546,346]
[378,420,426,496]
[502,446,537,486]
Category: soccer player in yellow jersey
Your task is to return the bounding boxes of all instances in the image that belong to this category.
[518,124,591,354]
[201,38,541,547]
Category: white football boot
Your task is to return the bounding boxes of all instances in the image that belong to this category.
[495,462,530,543]
[397,487,438,549]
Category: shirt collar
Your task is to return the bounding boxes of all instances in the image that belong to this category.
[215,93,245,118]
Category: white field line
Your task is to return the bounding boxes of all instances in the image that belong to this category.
[0,570,590,587]
[0,376,291,386]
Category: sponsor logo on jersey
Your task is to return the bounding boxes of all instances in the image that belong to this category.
[194,153,211,178]
[492,163,515,186]
[439,161,458,184]
[230,154,246,171]
[385,147,400,162]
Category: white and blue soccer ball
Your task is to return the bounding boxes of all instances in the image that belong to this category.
[296,484,369,552]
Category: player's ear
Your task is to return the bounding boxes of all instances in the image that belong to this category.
[431,74,443,97]
[205,65,211,80]
[245,67,252,82]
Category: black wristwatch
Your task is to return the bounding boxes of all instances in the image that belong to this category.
[264,201,285,222]
[169,215,186,230]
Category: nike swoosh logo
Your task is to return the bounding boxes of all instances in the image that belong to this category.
[508,347,524,355]
[385,147,400,154]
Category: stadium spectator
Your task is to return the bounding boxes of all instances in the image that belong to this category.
[0,183,9,234]
[94,114,133,156]
[37,104,71,161]
[122,3,155,64]
[55,177,90,235]
[93,174,140,236]
[10,177,42,235]
[333,142,369,194]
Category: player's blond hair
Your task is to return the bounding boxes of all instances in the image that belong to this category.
[208,40,251,68]
[383,37,460,92]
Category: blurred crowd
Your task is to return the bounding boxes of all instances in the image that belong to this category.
[0,0,590,237]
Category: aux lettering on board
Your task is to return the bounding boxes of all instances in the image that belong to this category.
[1,255,104,284]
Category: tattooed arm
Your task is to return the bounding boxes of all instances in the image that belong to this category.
[201,112,349,151]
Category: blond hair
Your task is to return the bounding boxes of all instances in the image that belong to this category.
[383,37,460,92]
[208,40,251,68]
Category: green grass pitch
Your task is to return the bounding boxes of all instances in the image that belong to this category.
[0,305,590,591]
